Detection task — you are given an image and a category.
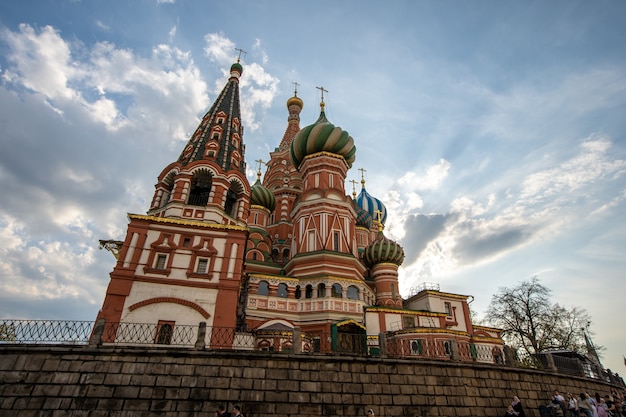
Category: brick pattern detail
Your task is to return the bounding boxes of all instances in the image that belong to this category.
[128,297,211,319]
[0,346,621,417]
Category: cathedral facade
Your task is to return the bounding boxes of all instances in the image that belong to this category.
[97,61,504,362]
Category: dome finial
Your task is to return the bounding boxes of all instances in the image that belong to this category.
[292,81,300,97]
[359,167,367,188]
[230,49,245,79]
[316,85,328,112]
[350,179,358,200]
[254,158,265,181]
[374,209,384,232]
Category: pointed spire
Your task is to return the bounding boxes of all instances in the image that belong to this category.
[177,58,245,174]
[278,82,304,150]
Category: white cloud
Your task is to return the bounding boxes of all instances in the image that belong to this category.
[2,24,77,101]
[398,134,626,290]
[204,33,236,65]
[1,24,209,136]
[95,21,110,31]
[203,33,279,132]
[398,159,450,191]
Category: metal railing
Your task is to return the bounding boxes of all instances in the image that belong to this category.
[102,322,198,346]
[0,320,94,344]
[0,319,623,387]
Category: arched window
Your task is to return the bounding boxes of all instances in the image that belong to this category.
[224,180,243,218]
[277,283,288,298]
[225,188,237,217]
[258,281,269,296]
[305,284,313,299]
[317,283,326,298]
[295,285,301,299]
[282,248,290,261]
[347,285,359,300]
[331,283,343,298]
[188,171,212,206]
[160,172,175,208]
[155,321,174,345]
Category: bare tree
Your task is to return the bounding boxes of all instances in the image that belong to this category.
[485,276,599,360]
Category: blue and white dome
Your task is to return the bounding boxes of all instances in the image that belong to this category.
[356,187,387,225]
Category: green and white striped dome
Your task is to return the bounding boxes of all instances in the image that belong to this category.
[290,111,356,169]
[250,179,276,212]
[363,232,405,267]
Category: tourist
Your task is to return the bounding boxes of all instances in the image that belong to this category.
[579,393,594,417]
[567,392,580,417]
[586,393,598,417]
[367,409,375,417]
[605,395,616,416]
[554,391,568,416]
[233,405,243,417]
[217,405,230,417]
[613,391,624,416]
[504,404,519,416]
[596,398,608,417]
[512,396,526,417]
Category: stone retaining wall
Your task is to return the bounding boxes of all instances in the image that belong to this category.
[0,345,620,417]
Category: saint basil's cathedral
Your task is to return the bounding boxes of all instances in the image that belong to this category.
[96,60,504,360]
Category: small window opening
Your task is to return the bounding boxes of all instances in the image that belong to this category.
[155,254,167,270]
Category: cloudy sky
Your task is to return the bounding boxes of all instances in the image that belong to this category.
[1,1,625,371]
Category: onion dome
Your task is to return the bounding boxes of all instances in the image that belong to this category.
[356,186,387,225]
[354,202,373,229]
[287,94,303,109]
[290,109,356,170]
[363,232,405,267]
[230,61,243,78]
[250,178,276,212]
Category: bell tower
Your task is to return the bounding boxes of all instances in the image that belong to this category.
[97,60,251,339]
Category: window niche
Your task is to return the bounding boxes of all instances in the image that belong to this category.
[188,170,212,207]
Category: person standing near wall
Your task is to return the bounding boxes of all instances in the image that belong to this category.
[567,393,580,417]
[579,393,594,417]
[555,390,569,416]
[512,396,526,417]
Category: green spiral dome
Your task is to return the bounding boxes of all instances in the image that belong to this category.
[363,233,405,267]
[290,111,356,169]
[250,179,276,212]
[355,202,373,229]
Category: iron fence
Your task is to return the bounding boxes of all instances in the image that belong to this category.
[0,320,94,344]
[102,321,198,346]
[0,318,623,387]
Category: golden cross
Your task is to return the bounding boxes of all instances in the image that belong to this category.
[358,168,367,187]
[292,82,300,96]
[316,86,328,101]
[316,86,328,111]
[255,158,265,180]
[349,179,358,199]
[235,48,247,62]
[374,209,383,232]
